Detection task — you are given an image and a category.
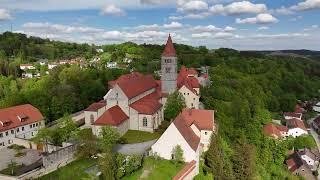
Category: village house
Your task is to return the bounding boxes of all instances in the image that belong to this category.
[284,112,303,120]
[263,118,307,139]
[313,102,320,113]
[0,104,44,149]
[107,61,118,69]
[20,64,36,70]
[151,108,215,179]
[48,63,59,70]
[312,116,320,133]
[286,148,319,180]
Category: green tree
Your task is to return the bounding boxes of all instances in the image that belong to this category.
[98,151,116,180]
[75,129,99,158]
[164,91,186,121]
[99,126,120,151]
[171,145,184,165]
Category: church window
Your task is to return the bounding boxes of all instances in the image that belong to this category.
[143,117,148,127]
[90,114,95,124]
[165,59,172,63]
[165,67,171,73]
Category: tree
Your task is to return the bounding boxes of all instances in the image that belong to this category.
[164,91,186,121]
[99,126,120,152]
[98,151,116,180]
[171,145,184,164]
[75,128,99,158]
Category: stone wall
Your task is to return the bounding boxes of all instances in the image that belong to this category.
[42,144,76,168]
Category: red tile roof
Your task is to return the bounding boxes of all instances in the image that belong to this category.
[286,153,304,172]
[85,102,106,112]
[180,109,214,130]
[287,118,307,131]
[129,92,162,115]
[177,66,200,95]
[173,116,200,151]
[108,72,158,99]
[173,160,196,180]
[162,34,176,57]
[295,104,303,114]
[263,124,282,138]
[94,105,129,126]
[0,104,44,132]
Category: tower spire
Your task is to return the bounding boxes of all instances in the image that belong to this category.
[162,34,176,57]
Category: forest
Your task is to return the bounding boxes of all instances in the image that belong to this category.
[1,32,320,179]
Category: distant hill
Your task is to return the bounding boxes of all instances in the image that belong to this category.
[242,49,320,60]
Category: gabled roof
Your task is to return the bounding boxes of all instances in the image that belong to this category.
[295,104,303,114]
[129,92,162,115]
[263,124,282,137]
[173,160,196,180]
[108,72,158,99]
[0,104,44,132]
[94,105,129,126]
[180,109,214,130]
[286,153,304,172]
[85,102,106,112]
[177,66,200,95]
[173,116,200,151]
[162,34,176,57]
[287,118,307,131]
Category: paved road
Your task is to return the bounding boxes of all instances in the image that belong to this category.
[307,116,320,179]
[113,139,157,155]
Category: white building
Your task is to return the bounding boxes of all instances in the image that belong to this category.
[20,64,35,70]
[286,118,308,138]
[0,104,44,149]
[298,148,320,171]
[48,63,58,70]
[107,61,118,69]
[151,109,215,178]
[313,102,320,113]
[284,112,303,120]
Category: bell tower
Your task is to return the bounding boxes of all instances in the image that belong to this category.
[161,34,177,94]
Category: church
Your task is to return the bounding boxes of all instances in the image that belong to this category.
[83,35,203,135]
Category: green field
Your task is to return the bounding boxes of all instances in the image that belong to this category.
[120,130,161,144]
[122,157,184,180]
[39,158,97,180]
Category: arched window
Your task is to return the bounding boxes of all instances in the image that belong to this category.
[90,114,95,124]
[143,117,148,127]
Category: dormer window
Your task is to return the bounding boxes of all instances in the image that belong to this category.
[17,114,28,122]
[0,120,12,127]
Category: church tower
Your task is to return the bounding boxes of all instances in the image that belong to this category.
[161,34,177,94]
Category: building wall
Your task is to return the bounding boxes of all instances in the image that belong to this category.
[179,86,199,109]
[138,114,154,132]
[92,120,129,137]
[0,120,44,149]
[105,85,129,115]
[161,56,177,94]
[151,123,197,162]
[301,154,317,167]
[288,128,308,138]
[200,130,212,151]
[84,111,98,126]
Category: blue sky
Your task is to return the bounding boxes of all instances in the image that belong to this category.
[0,0,320,50]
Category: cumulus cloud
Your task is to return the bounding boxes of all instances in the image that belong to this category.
[0,9,12,21]
[169,12,210,20]
[140,0,173,5]
[270,6,294,15]
[191,25,236,32]
[251,33,309,39]
[100,4,126,16]
[209,1,267,15]
[236,13,278,24]
[163,22,183,29]
[290,0,320,11]
[22,22,104,33]
[135,24,161,30]
[304,24,319,31]
[258,26,269,30]
[177,0,209,12]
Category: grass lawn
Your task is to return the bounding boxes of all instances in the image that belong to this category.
[120,130,162,144]
[39,158,97,180]
[122,157,184,180]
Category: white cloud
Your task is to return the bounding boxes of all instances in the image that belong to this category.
[258,26,269,30]
[177,0,208,12]
[191,25,236,32]
[270,6,294,15]
[22,22,104,33]
[135,24,161,30]
[169,12,210,20]
[0,9,12,21]
[289,16,303,22]
[100,4,126,16]
[163,22,183,29]
[290,0,320,11]
[224,26,236,32]
[251,33,309,39]
[192,32,212,38]
[236,13,278,24]
[304,24,319,31]
[209,1,267,15]
[140,0,173,5]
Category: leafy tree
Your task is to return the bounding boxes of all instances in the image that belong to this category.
[164,91,186,121]
[171,145,184,164]
[99,126,120,151]
[75,129,99,158]
[98,151,116,180]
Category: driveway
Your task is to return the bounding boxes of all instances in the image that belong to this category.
[113,139,157,155]
[0,148,41,171]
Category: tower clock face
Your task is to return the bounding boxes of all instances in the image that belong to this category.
[165,67,171,73]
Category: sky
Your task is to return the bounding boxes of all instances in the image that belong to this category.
[0,0,320,50]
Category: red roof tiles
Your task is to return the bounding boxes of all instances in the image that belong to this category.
[94,105,129,126]
[129,92,162,115]
[162,34,176,57]
[0,104,44,132]
[177,66,200,95]
[173,160,196,180]
[287,118,307,131]
[180,109,214,130]
[85,102,106,112]
[108,72,158,99]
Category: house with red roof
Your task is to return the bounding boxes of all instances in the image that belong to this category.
[0,104,44,149]
[177,66,201,109]
[286,118,308,138]
[263,118,307,139]
[263,124,288,139]
[151,108,215,179]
